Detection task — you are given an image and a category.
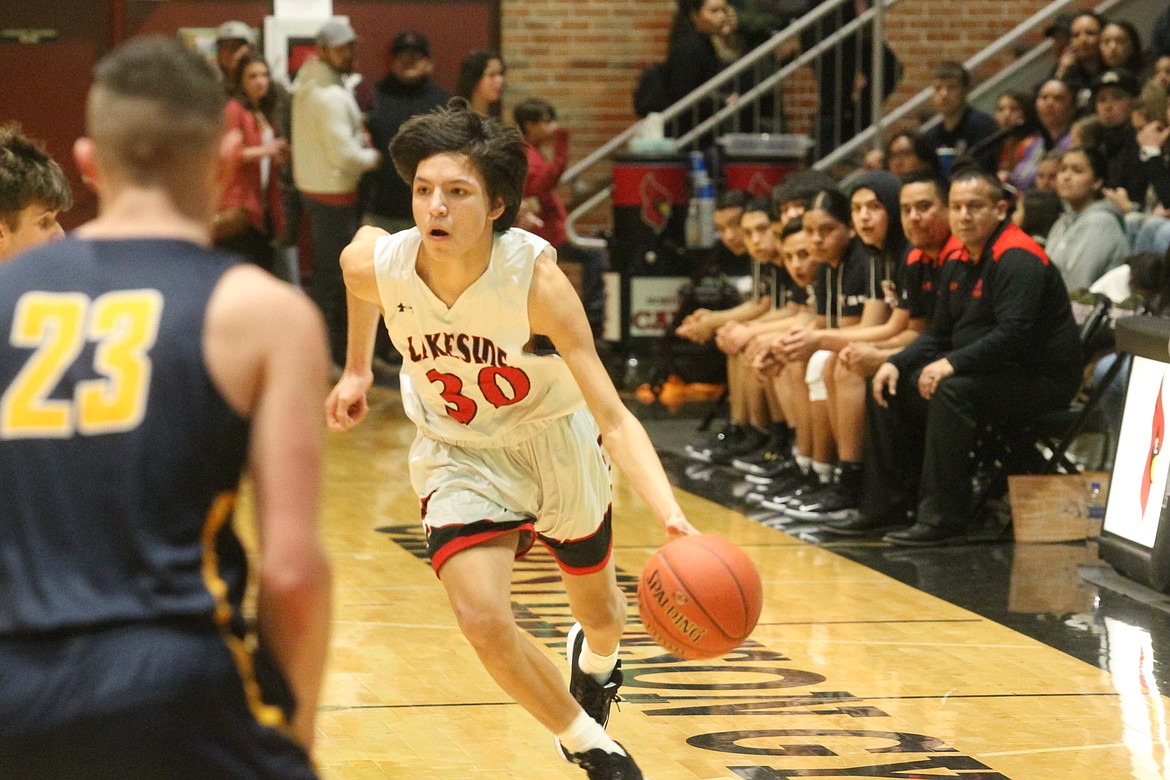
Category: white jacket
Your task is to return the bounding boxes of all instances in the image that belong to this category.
[290,57,379,196]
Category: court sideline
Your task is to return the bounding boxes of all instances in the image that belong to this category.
[236,386,1169,778]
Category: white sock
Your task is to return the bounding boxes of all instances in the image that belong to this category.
[796,454,812,474]
[557,711,625,756]
[813,461,833,483]
[578,636,619,684]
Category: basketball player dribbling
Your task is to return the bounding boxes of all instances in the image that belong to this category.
[326,99,697,779]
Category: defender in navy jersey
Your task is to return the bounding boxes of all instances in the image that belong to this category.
[326,101,696,779]
[0,38,331,778]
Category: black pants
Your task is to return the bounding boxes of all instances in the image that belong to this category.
[862,366,1081,529]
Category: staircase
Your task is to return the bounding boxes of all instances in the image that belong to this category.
[561,0,1158,250]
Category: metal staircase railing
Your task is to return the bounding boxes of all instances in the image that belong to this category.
[563,0,1150,250]
[563,0,899,249]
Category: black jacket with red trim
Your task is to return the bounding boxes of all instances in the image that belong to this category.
[890,220,1081,377]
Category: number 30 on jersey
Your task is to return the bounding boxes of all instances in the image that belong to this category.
[1,290,163,439]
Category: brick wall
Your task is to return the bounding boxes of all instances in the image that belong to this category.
[501,0,1063,227]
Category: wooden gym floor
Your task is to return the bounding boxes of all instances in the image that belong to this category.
[241,385,1170,779]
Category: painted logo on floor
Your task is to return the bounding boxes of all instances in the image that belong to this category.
[377,523,1012,778]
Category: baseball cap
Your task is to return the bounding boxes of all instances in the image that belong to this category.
[316,19,357,48]
[391,31,430,58]
[1092,69,1141,99]
[216,20,255,46]
[1043,13,1074,37]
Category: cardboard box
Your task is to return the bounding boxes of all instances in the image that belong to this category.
[1007,471,1110,543]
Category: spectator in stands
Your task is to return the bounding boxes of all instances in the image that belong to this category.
[1069,114,1104,150]
[1155,7,1170,61]
[1009,79,1075,191]
[1092,69,1150,208]
[0,122,70,261]
[993,91,1035,184]
[922,62,998,174]
[1053,11,1105,112]
[515,97,606,341]
[457,50,506,118]
[1043,13,1076,63]
[1098,20,1143,76]
[216,53,288,270]
[865,169,1082,546]
[214,20,254,90]
[800,0,901,160]
[291,19,381,365]
[1046,147,1127,292]
[663,0,731,137]
[1012,188,1062,246]
[1131,105,1170,256]
[884,131,941,178]
[365,32,450,233]
[1033,150,1062,192]
[1155,55,1170,87]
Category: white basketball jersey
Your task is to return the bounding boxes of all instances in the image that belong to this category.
[373,228,586,447]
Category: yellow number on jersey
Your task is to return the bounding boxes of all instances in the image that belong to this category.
[0,290,164,439]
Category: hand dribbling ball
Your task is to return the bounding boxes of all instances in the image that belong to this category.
[636,534,762,660]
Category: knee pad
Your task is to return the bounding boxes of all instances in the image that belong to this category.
[805,349,832,402]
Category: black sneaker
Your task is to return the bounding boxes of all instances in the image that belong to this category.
[784,482,860,522]
[821,512,913,537]
[566,744,643,779]
[758,473,822,512]
[709,426,769,466]
[558,623,623,759]
[730,431,790,474]
[743,458,801,486]
[684,424,742,462]
[882,522,967,547]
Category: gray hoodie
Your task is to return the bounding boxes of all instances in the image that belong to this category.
[1044,198,1128,293]
[290,57,379,197]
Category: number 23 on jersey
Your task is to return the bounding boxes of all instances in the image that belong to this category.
[1,290,163,439]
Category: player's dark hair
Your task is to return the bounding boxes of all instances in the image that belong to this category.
[716,188,749,211]
[806,189,851,227]
[780,214,804,238]
[742,196,775,220]
[1017,189,1062,240]
[0,122,71,230]
[391,97,527,232]
[772,169,839,209]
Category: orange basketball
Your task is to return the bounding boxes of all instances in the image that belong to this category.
[636,534,762,660]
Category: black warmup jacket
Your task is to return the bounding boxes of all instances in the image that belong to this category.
[890,220,1081,379]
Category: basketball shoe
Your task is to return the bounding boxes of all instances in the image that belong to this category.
[558,622,624,760]
[566,744,644,779]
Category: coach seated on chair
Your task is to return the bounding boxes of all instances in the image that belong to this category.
[861,167,1083,547]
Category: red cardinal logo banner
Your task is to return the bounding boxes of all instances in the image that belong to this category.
[640,173,673,234]
[1142,378,1165,518]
